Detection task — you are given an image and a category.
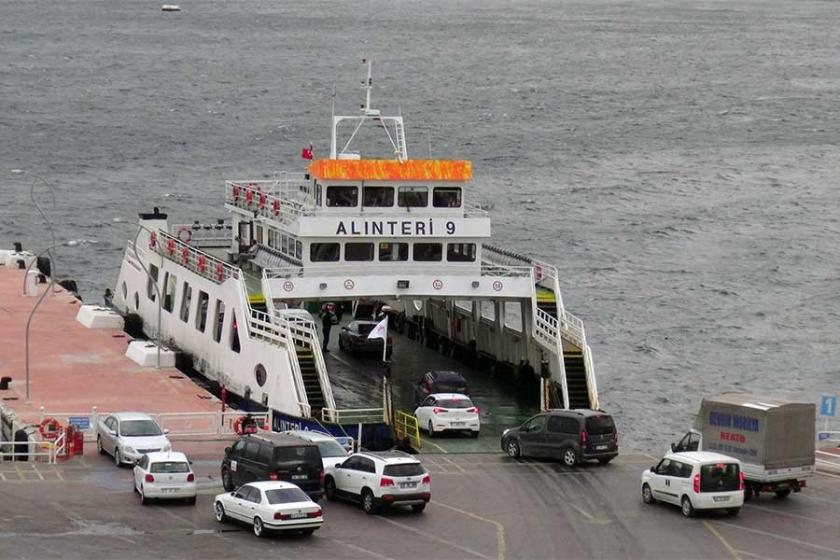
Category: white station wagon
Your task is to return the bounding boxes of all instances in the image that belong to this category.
[641,451,744,517]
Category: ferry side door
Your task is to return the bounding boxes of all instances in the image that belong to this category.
[519,414,548,458]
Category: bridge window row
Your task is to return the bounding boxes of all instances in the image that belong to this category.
[310,241,476,263]
[266,228,303,260]
[324,186,462,209]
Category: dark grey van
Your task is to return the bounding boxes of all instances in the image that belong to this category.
[500,409,618,466]
[221,433,324,499]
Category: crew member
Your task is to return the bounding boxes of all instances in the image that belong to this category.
[321,303,337,352]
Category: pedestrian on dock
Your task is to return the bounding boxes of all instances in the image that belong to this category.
[321,303,337,352]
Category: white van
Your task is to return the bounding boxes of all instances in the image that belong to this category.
[641,451,744,517]
[282,430,352,470]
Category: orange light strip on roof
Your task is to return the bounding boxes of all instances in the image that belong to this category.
[308,159,472,182]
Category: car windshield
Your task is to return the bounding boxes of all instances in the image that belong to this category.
[700,463,740,492]
[150,461,190,473]
[437,398,473,409]
[585,415,615,435]
[274,446,321,463]
[383,463,425,477]
[317,440,348,458]
[265,487,311,504]
[356,323,375,336]
[120,420,162,437]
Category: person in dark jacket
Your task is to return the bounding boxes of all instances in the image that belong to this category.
[321,303,337,352]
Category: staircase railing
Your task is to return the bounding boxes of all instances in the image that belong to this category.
[529,268,569,410]
[273,313,337,411]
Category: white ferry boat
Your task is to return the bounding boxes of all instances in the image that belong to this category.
[112,61,600,448]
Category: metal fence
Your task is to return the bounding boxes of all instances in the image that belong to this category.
[394,411,421,450]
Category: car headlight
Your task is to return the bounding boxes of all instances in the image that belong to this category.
[125,447,136,454]
[162,443,172,452]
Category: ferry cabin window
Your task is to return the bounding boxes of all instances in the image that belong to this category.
[255,225,264,245]
[295,241,302,260]
[447,243,476,262]
[363,186,394,207]
[147,264,159,302]
[413,243,443,261]
[326,186,358,207]
[433,187,462,208]
[379,242,409,261]
[311,243,340,262]
[213,300,226,343]
[398,186,428,208]
[230,312,240,353]
[163,272,178,312]
[345,242,374,261]
[196,291,209,332]
[179,282,192,323]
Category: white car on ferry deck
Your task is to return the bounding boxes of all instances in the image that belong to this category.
[214,481,323,538]
[281,429,352,470]
[414,393,480,437]
[641,451,744,517]
[96,412,172,466]
[133,451,197,505]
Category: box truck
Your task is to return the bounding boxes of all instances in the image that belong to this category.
[671,393,815,499]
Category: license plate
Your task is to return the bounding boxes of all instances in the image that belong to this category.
[399,482,417,489]
[289,512,307,519]
[291,474,307,480]
[595,445,608,451]
[451,422,465,426]
[713,496,730,502]
[162,488,178,494]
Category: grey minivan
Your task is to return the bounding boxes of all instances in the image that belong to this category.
[500,409,618,466]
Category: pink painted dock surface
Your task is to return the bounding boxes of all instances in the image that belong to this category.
[0,267,218,425]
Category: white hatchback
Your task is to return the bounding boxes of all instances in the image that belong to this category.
[641,451,744,517]
[214,481,323,538]
[414,393,480,437]
[133,451,196,505]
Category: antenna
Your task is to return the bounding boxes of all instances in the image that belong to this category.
[361,58,379,116]
[331,81,336,120]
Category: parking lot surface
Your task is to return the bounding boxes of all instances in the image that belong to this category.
[4,449,840,559]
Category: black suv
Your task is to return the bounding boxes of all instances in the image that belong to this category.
[500,409,618,466]
[413,371,469,404]
[221,433,324,499]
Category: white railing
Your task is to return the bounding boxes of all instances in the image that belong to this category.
[273,313,337,412]
[170,222,232,247]
[152,230,240,285]
[583,343,599,410]
[225,180,311,224]
[0,439,60,463]
[321,408,385,425]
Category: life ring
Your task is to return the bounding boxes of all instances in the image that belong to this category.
[245,188,254,206]
[232,184,241,203]
[149,231,157,249]
[177,228,192,243]
[233,416,259,435]
[197,254,207,273]
[182,246,190,264]
[166,238,176,255]
[215,262,224,282]
[39,417,62,441]
[258,192,267,210]
[272,198,280,216]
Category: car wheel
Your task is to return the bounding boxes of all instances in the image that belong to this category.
[187,496,196,506]
[300,528,316,536]
[726,507,740,517]
[361,489,377,514]
[470,430,480,439]
[775,489,791,499]
[641,484,655,504]
[221,468,234,492]
[506,440,521,459]
[97,436,105,455]
[561,447,578,467]
[428,421,436,437]
[411,503,426,513]
[214,501,227,523]
[253,516,265,538]
[114,448,122,467]
[325,477,337,501]
[140,486,149,506]
[339,338,346,351]
[598,457,613,465]
[681,496,695,518]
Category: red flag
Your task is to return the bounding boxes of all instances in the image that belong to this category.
[301,145,313,160]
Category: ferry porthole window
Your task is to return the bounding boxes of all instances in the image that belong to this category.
[121,281,127,299]
[133,292,140,311]
[255,364,267,387]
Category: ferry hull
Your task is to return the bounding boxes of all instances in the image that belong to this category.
[271,410,393,450]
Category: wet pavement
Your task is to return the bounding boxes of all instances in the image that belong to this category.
[4,447,840,559]
[323,318,539,454]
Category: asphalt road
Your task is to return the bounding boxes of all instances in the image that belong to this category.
[3,449,840,559]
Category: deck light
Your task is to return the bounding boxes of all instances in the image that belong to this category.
[397,280,410,289]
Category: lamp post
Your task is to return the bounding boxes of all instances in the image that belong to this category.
[11,169,58,286]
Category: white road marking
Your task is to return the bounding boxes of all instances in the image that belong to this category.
[716,521,840,555]
[328,538,397,560]
[375,514,488,558]
[433,500,506,560]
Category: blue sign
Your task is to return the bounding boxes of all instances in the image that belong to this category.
[819,432,831,441]
[68,416,90,430]
[820,395,837,417]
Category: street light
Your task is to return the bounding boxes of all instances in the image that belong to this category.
[11,169,58,285]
